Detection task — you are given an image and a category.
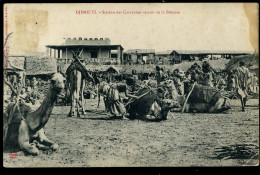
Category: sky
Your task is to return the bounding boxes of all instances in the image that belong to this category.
[4,3,256,54]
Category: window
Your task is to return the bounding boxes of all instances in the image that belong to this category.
[91,51,98,58]
[111,54,117,58]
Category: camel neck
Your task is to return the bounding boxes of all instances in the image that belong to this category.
[26,84,58,132]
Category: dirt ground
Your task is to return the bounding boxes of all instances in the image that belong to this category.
[3,97,259,167]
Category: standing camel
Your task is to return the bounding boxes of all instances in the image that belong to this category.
[4,73,65,155]
[66,50,94,117]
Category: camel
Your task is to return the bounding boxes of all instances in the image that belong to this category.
[66,51,94,117]
[3,73,65,155]
[160,80,231,113]
[125,86,180,121]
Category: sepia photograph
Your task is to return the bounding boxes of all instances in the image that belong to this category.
[3,3,259,167]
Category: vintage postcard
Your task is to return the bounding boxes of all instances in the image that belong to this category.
[3,3,259,167]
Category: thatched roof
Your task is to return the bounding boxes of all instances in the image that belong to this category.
[170,60,229,73]
[62,63,123,73]
[105,66,121,73]
[224,54,259,71]
[4,56,25,73]
[25,56,57,75]
[120,60,229,74]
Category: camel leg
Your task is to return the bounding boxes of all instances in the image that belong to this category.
[241,97,245,111]
[37,128,59,151]
[71,91,77,117]
[75,98,81,117]
[104,98,109,112]
[18,120,39,155]
[97,94,101,108]
[81,98,86,115]
[81,81,86,115]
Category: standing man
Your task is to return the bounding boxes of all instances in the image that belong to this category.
[155,66,163,84]
[252,73,259,94]
[173,70,185,95]
[234,61,251,111]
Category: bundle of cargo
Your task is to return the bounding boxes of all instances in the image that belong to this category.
[183,83,231,113]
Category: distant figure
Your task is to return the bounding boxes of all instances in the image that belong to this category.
[228,74,236,92]
[174,70,185,95]
[217,74,226,91]
[31,77,38,90]
[155,66,163,84]
[25,78,31,88]
[234,61,251,111]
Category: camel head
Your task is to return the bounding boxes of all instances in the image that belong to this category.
[50,73,66,94]
[161,99,181,111]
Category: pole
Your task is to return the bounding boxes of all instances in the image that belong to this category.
[181,82,196,113]
[66,48,68,65]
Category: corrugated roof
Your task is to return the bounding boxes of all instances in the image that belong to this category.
[155,50,173,55]
[174,50,253,55]
[125,49,155,54]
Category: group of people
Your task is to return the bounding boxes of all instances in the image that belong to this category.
[4,73,51,107]
[4,60,258,116]
[95,60,258,115]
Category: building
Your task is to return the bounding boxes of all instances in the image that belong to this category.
[171,50,253,62]
[123,49,155,64]
[155,50,253,64]
[155,50,177,65]
[46,38,124,68]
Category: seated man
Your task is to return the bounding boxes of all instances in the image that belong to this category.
[106,83,127,118]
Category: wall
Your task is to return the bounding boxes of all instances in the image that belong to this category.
[65,38,110,45]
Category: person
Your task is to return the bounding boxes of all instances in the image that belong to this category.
[106,80,143,119]
[200,61,215,87]
[155,66,163,84]
[174,70,185,95]
[251,73,259,94]
[234,61,251,111]
[31,77,38,90]
[217,74,226,90]
[25,78,31,88]
[228,74,236,91]
[160,67,167,82]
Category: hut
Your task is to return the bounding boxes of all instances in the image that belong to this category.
[25,56,57,81]
[105,66,121,74]
[224,54,259,73]
[4,55,26,88]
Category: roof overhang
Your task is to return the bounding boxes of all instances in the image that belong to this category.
[46,44,124,50]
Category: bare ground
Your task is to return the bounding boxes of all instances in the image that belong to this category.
[3,98,259,167]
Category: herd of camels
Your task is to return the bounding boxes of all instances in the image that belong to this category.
[4,49,232,155]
